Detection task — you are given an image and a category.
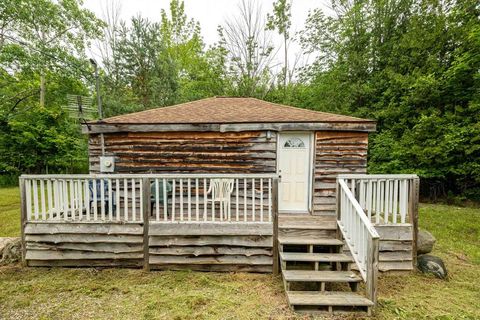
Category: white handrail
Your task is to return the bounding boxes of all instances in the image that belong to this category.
[20,174,278,224]
[338,180,379,238]
[337,178,379,303]
[339,174,419,224]
[338,174,418,179]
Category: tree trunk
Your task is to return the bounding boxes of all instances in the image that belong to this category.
[40,73,46,107]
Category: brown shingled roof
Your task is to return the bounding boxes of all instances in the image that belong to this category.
[95,97,373,124]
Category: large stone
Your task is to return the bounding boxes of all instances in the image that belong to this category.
[0,237,21,265]
[417,229,436,254]
[417,254,448,279]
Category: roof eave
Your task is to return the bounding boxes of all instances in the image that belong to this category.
[82,121,376,134]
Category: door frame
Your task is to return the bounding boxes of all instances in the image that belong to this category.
[276,131,314,214]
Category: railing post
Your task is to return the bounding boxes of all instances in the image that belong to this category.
[142,178,151,271]
[366,236,379,305]
[335,177,342,243]
[409,177,420,266]
[19,177,27,266]
[272,177,279,276]
[336,177,341,221]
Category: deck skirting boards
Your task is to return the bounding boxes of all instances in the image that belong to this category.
[23,221,412,272]
[24,221,273,271]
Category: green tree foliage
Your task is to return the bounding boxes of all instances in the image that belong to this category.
[116,16,177,108]
[298,0,480,199]
[0,0,102,181]
[100,16,177,116]
[100,0,228,116]
[0,0,103,106]
[160,0,229,102]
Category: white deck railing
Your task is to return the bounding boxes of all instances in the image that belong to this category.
[20,174,278,223]
[337,178,380,303]
[338,174,419,225]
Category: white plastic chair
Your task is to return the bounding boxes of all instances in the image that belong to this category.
[207,179,235,220]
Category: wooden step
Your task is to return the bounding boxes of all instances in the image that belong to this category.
[280,252,353,263]
[279,214,335,222]
[279,222,337,230]
[282,270,362,283]
[287,291,374,307]
[279,215,336,226]
[278,237,344,246]
[278,228,336,240]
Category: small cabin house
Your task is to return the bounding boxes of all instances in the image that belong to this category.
[85,97,376,216]
[20,97,419,315]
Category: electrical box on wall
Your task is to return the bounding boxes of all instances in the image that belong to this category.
[100,156,115,173]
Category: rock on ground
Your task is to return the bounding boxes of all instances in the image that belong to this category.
[417,229,436,254]
[417,254,448,279]
[0,237,21,265]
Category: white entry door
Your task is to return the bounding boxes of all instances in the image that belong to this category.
[277,132,311,213]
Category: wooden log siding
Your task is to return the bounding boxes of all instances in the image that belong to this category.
[346,224,414,272]
[25,222,144,267]
[148,222,273,272]
[375,224,414,271]
[23,221,274,271]
[89,131,277,173]
[314,131,368,215]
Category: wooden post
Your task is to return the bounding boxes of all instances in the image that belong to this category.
[19,177,27,266]
[335,177,344,256]
[272,178,279,276]
[409,177,420,266]
[366,236,379,305]
[142,178,151,271]
[335,177,341,242]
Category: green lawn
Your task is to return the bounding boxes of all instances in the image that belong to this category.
[0,187,21,237]
[0,188,479,319]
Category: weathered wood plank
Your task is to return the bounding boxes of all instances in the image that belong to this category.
[84,122,376,134]
[149,222,273,236]
[278,214,336,223]
[26,242,143,253]
[28,259,143,268]
[149,235,272,247]
[149,264,272,273]
[26,234,143,244]
[149,246,272,256]
[25,223,143,235]
[379,240,412,251]
[282,270,362,282]
[375,225,413,241]
[113,131,269,139]
[379,251,413,262]
[379,261,414,271]
[113,158,277,167]
[149,254,272,265]
[287,291,374,307]
[278,229,336,239]
[279,219,337,229]
[26,250,143,260]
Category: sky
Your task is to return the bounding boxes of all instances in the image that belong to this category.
[82,0,328,69]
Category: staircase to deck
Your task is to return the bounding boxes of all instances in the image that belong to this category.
[278,214,375,315]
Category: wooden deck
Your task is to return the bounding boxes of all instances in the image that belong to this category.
[20,173,419,317]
